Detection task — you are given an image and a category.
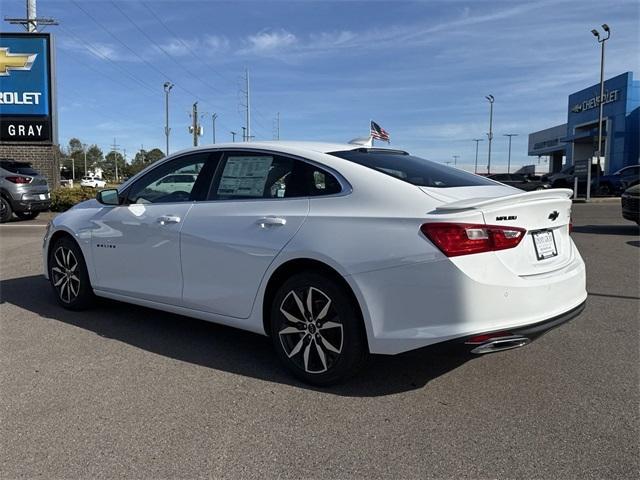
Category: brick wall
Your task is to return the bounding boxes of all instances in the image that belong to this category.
[0,143,60,187]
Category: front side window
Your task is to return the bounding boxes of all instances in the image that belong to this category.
[211,152,341,200]
[330,149,495,188]
[127,152,218,204]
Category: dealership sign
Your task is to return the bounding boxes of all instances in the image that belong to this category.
[571,89,619,114]
[0,33,53,142]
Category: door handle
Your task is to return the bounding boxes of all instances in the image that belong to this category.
[257,217,286,228]
[157,215,181,225]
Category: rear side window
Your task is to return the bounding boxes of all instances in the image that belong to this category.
[0,160,39,176]
[329,149,495,188]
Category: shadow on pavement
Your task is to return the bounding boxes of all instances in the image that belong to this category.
[572,224,639,236]
[0,274,471,397]
[627,240,640,248]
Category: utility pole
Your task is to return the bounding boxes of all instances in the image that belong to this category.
[591,24,611,200]
[472,138,483,174]
[246,69,251,142]
[275,112,280,140]
[240,68,251,142]
[27,0,36,32]
[230,131,237,142]
[504,133,518,173]
[82,143,88,176]
[110,138,121,182]
[5,0,58,32]
[485,95,495,175]
[211,113,218,144]
[163,82,174,155]
[189,102,202,147]
[452,155,459,166]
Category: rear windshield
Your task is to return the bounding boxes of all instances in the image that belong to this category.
[0,160,39,176]
[329,149,495,188]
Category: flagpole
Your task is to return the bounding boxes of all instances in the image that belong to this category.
[370,119,374,147]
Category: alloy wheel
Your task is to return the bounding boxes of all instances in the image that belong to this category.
[51,246,81,304]
[278,286,343,374]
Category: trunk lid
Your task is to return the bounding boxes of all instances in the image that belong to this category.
[422,187,574,276]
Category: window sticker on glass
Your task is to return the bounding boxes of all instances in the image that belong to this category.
[218,156,274,197]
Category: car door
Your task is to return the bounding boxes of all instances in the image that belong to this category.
[180,150,317,318]
[90,151,218,304]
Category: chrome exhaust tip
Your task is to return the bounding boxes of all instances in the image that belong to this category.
[470,335,531,355]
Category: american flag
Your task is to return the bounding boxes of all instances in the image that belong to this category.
[370,121,390,142]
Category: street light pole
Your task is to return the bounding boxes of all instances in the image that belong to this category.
[504,133,518,173]
[472,138,483,174]
[163,82,174,155]
[485,95,494,174]
[230,131,237,142]
[211,113,218,144]
[590,24,610,200]
[82,143,87,176]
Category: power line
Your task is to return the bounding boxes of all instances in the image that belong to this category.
[58,24,158,95]
[140,1,237,92]
[69,0,234,134]
[109,1,227,99]
[70,0,176,84]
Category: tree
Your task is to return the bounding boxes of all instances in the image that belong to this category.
[127,147,166,177]
[102,151,124,182]
[146,148,165,164]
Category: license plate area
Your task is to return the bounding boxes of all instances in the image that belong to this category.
[532,229,558,260]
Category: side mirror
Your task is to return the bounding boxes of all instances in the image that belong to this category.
[97,189,121,206]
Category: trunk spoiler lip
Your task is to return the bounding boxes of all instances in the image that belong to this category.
[433,188,573,212]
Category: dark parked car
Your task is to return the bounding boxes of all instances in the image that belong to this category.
[542,163,603,194]
[595,165,640,196]
[0,160,51,223]
[621,184,639,224]
[488,173,550,191]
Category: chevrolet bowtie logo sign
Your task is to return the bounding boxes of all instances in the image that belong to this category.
[0,47,37,76]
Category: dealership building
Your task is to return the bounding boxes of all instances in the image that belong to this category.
[528,71,639,174]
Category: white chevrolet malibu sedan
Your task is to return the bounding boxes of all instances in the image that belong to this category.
[43,142,587,385]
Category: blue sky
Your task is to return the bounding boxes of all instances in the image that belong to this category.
[3,0,639,171]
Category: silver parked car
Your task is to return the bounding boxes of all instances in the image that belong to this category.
[0,159,51,222]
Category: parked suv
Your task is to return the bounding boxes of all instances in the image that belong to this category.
[0,160,51,223]
[80,176,107,188]
[542,163,602,192]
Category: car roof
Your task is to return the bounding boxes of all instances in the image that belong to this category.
[168,140,397,156]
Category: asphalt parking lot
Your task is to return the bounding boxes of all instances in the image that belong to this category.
[1,202,638,479]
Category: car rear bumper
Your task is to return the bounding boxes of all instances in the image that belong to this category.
[12,199,51,212]
[348,242,587,355]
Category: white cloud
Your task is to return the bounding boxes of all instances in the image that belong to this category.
[59,37,134,62]
[241,29,298,54]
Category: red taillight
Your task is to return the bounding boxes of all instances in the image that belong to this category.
[420,222,526,257]
[5,175,32,184]
[465,331,514,344]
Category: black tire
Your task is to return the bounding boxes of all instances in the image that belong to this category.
[14,211,39,221]
[270,272,367,386]
[597,183,612,196]
[0,197,12,223]
[48,236,94,310]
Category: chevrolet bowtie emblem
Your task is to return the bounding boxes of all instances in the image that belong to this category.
[0,47,37,76]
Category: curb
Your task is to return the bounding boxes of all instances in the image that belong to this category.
[572,197,620,204]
